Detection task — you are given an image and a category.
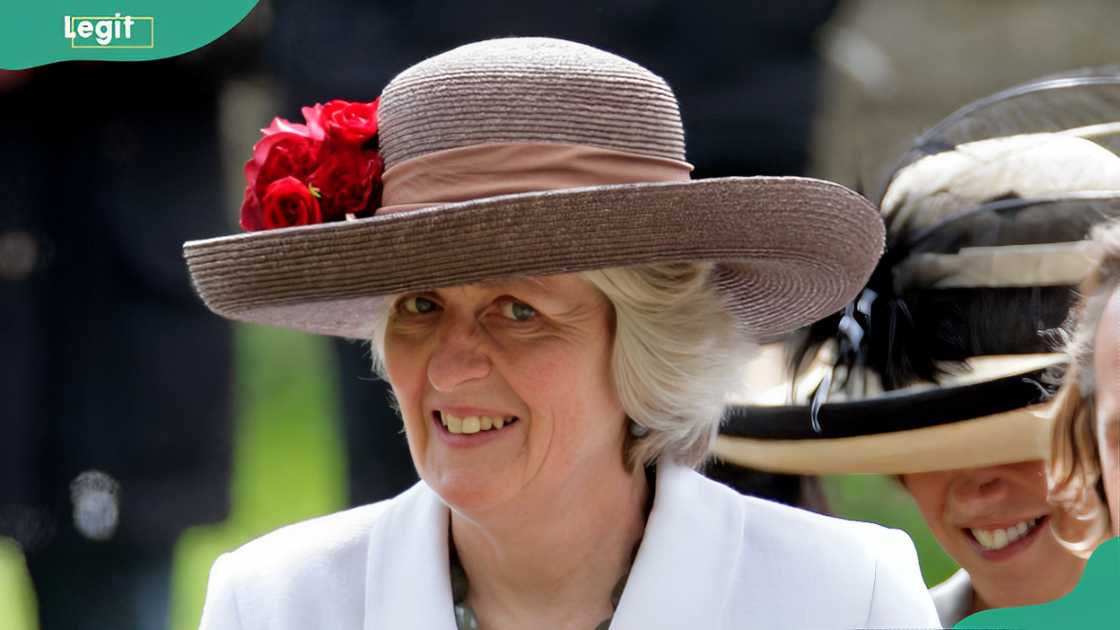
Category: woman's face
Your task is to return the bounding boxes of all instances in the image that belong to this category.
[383,274,627,515]
[1095,289,1120,537]
[902,462,1085,610]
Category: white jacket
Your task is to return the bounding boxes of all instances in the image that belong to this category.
[930,568,973,627]
[199,463,940,629]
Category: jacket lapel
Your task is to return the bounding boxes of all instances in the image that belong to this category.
[364,482,458,629]
[610,463,743,629]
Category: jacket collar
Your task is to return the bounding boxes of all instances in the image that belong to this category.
[363,463,743,629]
[363,482,457,629]
[612,462,744,627]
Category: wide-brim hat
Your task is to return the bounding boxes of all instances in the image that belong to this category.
[184,38,883,342]
[714,68,1120,474]
[714,354,1065,474]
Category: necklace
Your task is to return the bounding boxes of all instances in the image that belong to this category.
[449,543,636,630]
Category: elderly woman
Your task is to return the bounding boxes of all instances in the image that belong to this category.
[188,38,938,628]
[716,69,1120,627]
[1049,219,1120,543]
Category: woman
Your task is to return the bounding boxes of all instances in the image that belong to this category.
[716,69,1120,626]
[187,38,938,628]
[1049,219,1120,542]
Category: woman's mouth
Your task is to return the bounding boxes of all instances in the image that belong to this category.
[435,411,519,435]
[964,515,1048,559]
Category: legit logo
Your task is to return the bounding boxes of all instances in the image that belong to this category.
[63,14,154,48]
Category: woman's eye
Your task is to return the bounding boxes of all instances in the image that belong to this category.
[401,296,438,314]
[499,300,536,321]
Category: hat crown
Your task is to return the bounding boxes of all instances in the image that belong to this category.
[378,37,686,170]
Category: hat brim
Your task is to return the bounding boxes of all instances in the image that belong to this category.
[185,177,882,342]
[715,365,1061,474]
[713,406,1053,475]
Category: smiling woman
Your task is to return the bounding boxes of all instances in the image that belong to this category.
[382,274,628,519]
[901,462,1084,614]
[184,37,939,629]
[714,67,1120,628]
[370,264,746,471]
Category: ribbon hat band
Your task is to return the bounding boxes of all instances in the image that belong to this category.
[377,142,694,214]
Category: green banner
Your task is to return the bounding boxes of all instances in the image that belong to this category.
[0,0,258,69]
[957,537,1120,629]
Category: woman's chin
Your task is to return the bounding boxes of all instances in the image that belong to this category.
[425,468,518,515]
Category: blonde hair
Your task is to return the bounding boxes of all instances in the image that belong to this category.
[368,263,754,469]
[1047,219,1120,555]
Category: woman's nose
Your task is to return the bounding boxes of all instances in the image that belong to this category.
[427,319,491,392]
[948,467,1011,513]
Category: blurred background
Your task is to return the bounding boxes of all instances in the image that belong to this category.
[3,1,1120,628]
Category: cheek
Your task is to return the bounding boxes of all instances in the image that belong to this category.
[384,337,427,425]
[1011,460,1049,499]
[505,336,620,453]
[506,330,614,404]
[1098,418,1120,495]
[902,473,951,533]
[514,349,607,428]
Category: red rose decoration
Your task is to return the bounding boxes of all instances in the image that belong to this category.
[249,133,320,200]
[239,98,383,232]
[308,145,383,221]
[299,104,327,141]
[319,98,380,145]
[260,176,322,229]
[260,115,317,139]
[239,184,264,231]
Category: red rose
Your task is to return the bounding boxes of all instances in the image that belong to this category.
[260,115,315,139]
[308,145,381,221]
[300,103,328,141]
[260,176,322,229]
[253,137,321,204]
[247,128,318,177]
[319,98,380,145]
[241,124,322,232]
[238,99,385,232]
[239,184,264,231]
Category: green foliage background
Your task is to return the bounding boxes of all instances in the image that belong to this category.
[0,326,956,630]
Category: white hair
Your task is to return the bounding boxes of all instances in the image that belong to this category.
[367,263,755,469]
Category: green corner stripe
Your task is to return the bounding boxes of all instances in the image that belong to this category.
[956,536,1120,629]
[1,1,258,69]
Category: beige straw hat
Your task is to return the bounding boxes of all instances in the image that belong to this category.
[184,37,883,342]
[715,67,1120,474]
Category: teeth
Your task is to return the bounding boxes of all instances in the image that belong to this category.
[462,416,481,434]
[974,529,991,548]
[970,518,1038,551]
[439,412,514,434]
[992,529,1008,549]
